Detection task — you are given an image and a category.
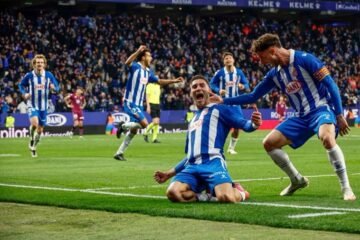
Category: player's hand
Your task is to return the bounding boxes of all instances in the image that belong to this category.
[137,45,147,53]
[23,93,31,100]
[154,171,170,184]
[219,89,227,96]
[173,77,184,83]
[238,83,245,90]
[337,115,350,136]
[209,92,223,104]
[251,105,262,128]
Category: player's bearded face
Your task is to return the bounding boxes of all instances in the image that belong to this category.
[191,79,210,109]
[144,53,152,67]
[257,48,277,66]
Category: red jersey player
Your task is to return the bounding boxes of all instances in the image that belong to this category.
[275,95,287,122]
[65,88,86,137]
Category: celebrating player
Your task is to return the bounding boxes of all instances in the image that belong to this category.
[210,33,355,200]
[18,54,60,157]
[154,75,261,203]
[210,51,250,155]
[64,87,86,138]
[113,45,184,161]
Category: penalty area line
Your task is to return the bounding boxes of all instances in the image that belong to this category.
[1,182,360,213]
[287,211,346,219]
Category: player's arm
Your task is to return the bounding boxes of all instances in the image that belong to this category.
[125,45,147,67]
[238,70,250,92]
[154,157,188,184]
[209,71,221,94]
[81,98,86,109]
[158,77,184,86]
[18,73,31,100]
[210,74,274,105]
[49,73,60,92]
[64,94,72,108]
[303,53,349,136]
[220,105,262,132]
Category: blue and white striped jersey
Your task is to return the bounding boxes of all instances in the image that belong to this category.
[185,103,255,165]
[210,67,249,98]
[18,70,59,111]
[224,49,341,117]
[124,62,159,106]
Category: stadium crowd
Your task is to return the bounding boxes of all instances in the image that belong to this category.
[0,11,359,114]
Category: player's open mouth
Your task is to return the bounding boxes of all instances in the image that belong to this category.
[195,93,204,100]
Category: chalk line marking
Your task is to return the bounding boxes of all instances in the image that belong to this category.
[287,211,346,219]
[1,183,360,213]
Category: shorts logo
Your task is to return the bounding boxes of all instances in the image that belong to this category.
[286,80,302,94]
[47,113,67,126]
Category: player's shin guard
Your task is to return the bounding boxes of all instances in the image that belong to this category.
[268,149,303,183]
[327,145,351,190]
[122,122,142,130]
[29,126,36,141]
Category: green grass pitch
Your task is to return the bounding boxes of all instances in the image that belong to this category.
[0,129,359,233]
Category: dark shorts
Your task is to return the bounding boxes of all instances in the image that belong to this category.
[150,103,160,118]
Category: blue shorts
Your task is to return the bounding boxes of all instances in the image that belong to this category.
[172,158,232,195]
[276,106,337,149]
[28,108,47,126]
[123,101,146,123]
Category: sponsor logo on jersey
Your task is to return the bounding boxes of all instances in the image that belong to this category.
[286,80,302,94]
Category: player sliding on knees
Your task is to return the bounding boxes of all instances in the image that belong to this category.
[154,75,261,203]
[210,33,356,201]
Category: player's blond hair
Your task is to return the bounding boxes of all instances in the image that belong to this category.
[31,54,47,69]
[251,33,282,53]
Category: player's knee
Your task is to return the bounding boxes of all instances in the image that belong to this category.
[166,188,181,202]
[263,138,275,152]
[320,133,336,149]
[216,193,236,203]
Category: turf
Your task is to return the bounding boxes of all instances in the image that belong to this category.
[0,129,359,233]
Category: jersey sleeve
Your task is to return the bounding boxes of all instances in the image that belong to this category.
[223,71,275,105]
[218,105,256,132]
[174,157,189,173]
[48,72,60,92]
[210,70,221,94]
[148,70,159,83]
[299,52,330,81]
[18,73,31,95]
[238,69,250,91]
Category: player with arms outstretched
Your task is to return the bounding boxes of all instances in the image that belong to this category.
[114,45,184,161]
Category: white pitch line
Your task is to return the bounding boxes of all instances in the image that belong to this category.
[288,211,346,219]
[84,172,360,191]
[0,154,20,157]
[233,172,360,183]
[1,182,360,213]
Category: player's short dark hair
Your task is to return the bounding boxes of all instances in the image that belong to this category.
[222,51,233,60]
[137,48,151,62]
[190,75,209,86]
[251,33,282,53]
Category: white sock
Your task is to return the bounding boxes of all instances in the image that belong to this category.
[228,137,238,150]
[34,132,41,147]
[196,193,218,202]
[268,149,302,183]
[122,122,142,131]
[116,132,135,154]
[327,145,351,190]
